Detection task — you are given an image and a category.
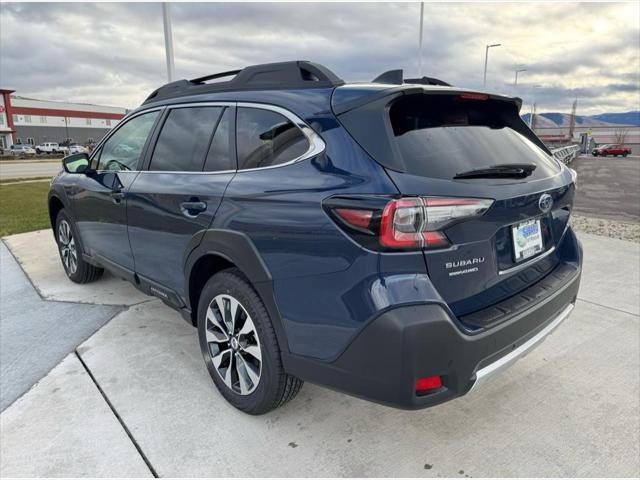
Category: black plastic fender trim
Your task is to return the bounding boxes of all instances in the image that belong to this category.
[182,229,290,354]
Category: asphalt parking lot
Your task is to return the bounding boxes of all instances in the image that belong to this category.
[0,229,638,477]
[0,243,121,410]
[572,155,640,223]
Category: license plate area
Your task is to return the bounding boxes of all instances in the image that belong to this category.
[511,218,544,262]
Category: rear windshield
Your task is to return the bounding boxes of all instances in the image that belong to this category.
[389,95,560,180]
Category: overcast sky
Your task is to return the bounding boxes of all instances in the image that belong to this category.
[1,2,638,114]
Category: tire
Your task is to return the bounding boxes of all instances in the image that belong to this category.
[55,209,104,283]
[197,269,303,414]
[623,153,628,157]
[36,149,41,155]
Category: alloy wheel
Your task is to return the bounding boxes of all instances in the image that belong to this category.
[58,219,77,274]
[205,294,262,395]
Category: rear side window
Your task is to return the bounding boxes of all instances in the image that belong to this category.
[150,106,223,172]
[236,108,309,170]
[388,95,560,180]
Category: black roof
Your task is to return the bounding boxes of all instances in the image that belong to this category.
[143,60,345,105]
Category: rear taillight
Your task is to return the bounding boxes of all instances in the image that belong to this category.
[379,198,449,248]
[333,208,373,231]
[327,196,493,251]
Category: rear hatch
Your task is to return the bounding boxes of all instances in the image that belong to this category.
[334,87,576,325]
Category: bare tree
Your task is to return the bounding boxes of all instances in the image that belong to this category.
[614,128,629,145]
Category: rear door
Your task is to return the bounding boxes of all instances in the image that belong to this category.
[338,91,575,318]
[127,104,236,302]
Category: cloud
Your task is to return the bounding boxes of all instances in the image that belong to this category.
[1,2,638,114]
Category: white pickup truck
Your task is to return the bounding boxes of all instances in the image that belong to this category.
[36,142,69,155]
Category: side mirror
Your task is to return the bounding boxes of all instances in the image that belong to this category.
[62,153,91,174]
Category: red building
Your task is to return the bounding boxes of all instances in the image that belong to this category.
[0,88,126,149]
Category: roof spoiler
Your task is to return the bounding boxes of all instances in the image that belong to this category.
[372,69,451,87]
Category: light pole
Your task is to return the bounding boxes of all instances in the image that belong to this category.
[64,116,69,144]
[529,85,542,129]
[162,2,176,83]
[418,2,424,77]
[483,43,501,88]
[514,68,527,86]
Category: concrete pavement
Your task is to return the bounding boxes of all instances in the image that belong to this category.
[4,229,149,306]
[0,355,154,477]
[0,230,638,477]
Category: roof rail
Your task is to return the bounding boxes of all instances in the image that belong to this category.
[372,69,451,87]
[191,69,242,84]
[143,61,344,104]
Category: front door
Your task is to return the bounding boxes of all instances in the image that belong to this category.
[71,109,161,273]
[127,104,236,300]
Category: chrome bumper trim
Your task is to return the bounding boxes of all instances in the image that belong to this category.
[469,302,574,392]
[498,246,556,276]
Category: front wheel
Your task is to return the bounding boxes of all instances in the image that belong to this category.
[197,269,303,414]
[623,153,628,157]
[55,209,104,283]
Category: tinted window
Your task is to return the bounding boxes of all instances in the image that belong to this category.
[150,107,223,172]
[236,108,309,170]
[98,111,159,171]
[389,95,560,180]
[204,107,234,172]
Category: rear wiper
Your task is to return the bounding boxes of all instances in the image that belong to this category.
[454,163,537,179]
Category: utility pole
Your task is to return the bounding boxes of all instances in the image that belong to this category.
[514,68,527,86]
[64,116,69,144]
[483,43,501,88]
[530,103,537,131]
[162,2,176,83]
[569,98,578,141]
[418,2,424,77]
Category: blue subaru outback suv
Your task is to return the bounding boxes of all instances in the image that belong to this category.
[48,61,582,414]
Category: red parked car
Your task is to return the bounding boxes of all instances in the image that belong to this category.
[592,144,632,157]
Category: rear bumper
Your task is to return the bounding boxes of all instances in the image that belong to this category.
[285,261,581,410]
[468,302,573,392]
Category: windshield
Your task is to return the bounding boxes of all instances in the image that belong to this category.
[389,94,560,180]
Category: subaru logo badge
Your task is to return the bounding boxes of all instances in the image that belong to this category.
[538,193,553,213]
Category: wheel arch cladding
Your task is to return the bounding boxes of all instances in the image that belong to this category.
[48,195,65,230]
[184,229,290,354]
[187,253,235,324]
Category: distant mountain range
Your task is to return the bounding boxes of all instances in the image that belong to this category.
[520,111,640,128]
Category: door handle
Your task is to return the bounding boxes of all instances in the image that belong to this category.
[181,201,207,217]
[111,191,125,204]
